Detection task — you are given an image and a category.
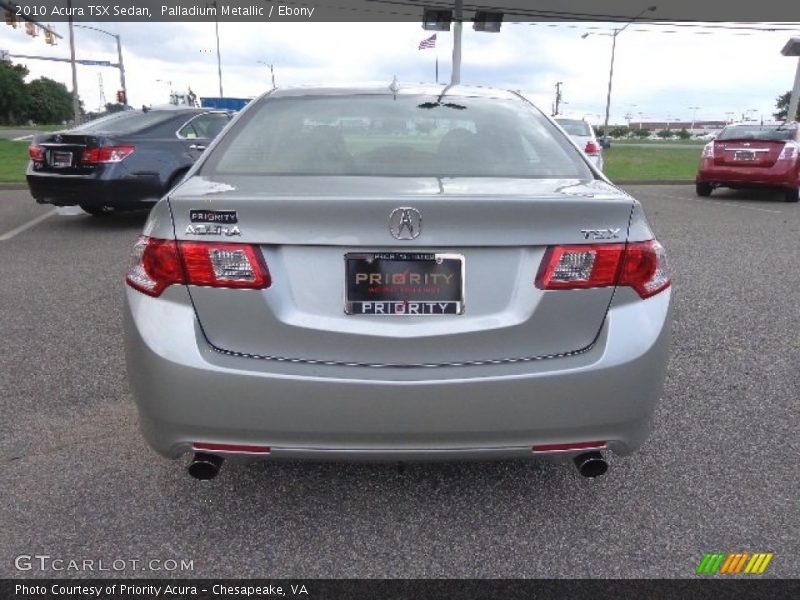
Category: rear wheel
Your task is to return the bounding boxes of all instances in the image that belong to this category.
[783,187,800,203]
[695,182,712,197]
[79,204,115,217]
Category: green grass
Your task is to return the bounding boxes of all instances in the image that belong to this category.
[0,124,64,132]
[613,138,706,145]
[603,145,701,181]
[0,140,29,183]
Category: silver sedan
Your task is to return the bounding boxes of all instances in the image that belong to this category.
[124,84,670,480]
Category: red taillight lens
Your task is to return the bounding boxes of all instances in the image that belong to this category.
[618,239,670,298]
[535,240,670,299]
[125,236,271,297]
[28,145,45,162]
[81,145,135,164]
[535,244,625,290]
[179,242,271,289]
[584,141,600,155]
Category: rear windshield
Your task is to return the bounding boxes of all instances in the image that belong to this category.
[555,119,592,136]
[204,95,593,179]
[72,111,176,135]
[717,125,797,141]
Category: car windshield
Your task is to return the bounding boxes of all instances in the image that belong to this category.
[72,111,177,135]
[205,94,593,179]
[555,119,592,136]
[717,125,797,141]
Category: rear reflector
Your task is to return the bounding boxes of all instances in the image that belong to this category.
[81,145,135,164]
[535,240,670,299]
[532,441,606,453]
[28,145,45,162]
[193,443,271,454]
[125,236,271,297]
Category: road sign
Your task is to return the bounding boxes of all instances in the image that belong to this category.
[77,59,112,66]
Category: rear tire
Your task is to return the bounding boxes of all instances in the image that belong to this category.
[783,187,800,203]
[79,204,114,217]
[695,182,713,197]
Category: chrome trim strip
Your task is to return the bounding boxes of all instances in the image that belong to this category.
[207,340,594,369]
[531,444,607,454]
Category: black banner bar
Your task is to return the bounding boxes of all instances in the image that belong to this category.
[2,579,799,600]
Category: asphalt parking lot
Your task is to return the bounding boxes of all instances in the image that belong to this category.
[1,185,798,579]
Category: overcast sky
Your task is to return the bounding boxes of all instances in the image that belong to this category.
[2,20,799,124]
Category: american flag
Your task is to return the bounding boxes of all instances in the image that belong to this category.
[418,34,437,50]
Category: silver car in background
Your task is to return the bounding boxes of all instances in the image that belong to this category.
[124,84,670,480]
[555,117,605,170]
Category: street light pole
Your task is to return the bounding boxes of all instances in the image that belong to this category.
[689,106,700,131]
[67,0,80,124]
[74,25,127,106]
[585,6,657,138]
[257,61,275,89]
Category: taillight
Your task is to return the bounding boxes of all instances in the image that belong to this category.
[584,141,600,156]
[701,142,715,159]
[81,145,135,164]
[28,145,45,162]
[535,240,670,299]
[125,236,271,297]
[777,142,798,160]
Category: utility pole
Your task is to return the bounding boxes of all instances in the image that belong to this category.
[67,0,80,124]
[450,0,462,85]
[553,81,563,116]
[115,34,127,105]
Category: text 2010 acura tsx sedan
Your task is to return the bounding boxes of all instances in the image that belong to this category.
[124,84,671,480]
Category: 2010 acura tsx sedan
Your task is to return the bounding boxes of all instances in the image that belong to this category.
[124,84,671,480]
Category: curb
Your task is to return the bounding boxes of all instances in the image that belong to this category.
[0,183,27,190]
[614,180,695,186]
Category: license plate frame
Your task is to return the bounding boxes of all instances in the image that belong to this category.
[734,150,755,161]
[344,252,465,316]
[50,150,73,168]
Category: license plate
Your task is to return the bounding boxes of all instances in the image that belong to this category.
[345,252,464,315]
[50,151,73,168]
[734,150,755,161]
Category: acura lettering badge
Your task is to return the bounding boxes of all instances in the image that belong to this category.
[389,207,422,240]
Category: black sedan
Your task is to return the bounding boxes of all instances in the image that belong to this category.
[26,108,232,216]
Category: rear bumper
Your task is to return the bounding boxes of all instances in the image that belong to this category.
[696,160,799,188]
[124,286,671,461]
[26,166,163,208]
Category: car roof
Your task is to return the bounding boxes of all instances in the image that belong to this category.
[264,83,523,101]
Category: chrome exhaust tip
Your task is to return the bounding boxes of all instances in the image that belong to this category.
[573,451,608,478]
[188,452,224,480]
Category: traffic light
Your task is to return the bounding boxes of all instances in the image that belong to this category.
[4,10,17,28]
[44,28,56,45]
[25,21,37,37]
[116,90,127,104]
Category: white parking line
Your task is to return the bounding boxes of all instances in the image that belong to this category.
[11,135,33,142]
[0,209,56,241]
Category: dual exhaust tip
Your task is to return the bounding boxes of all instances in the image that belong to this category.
[188,450,609,480]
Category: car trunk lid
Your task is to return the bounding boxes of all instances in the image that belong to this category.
[169,175,634,366]
[713,139,785,168]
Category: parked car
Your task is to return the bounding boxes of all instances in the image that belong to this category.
[554,117,604,169]
[124,84,671,480]
[26,108,233,216]
[695,122,799,202]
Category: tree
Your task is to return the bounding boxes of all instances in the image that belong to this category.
[773,91,800,121]
[656,129,673,139]
[676,128,692,139]
[26,77,74,124]
[0,60,30,125]
[609,126,629,138]
[632,128,651,138]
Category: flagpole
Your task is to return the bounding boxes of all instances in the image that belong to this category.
[435,53,439,84]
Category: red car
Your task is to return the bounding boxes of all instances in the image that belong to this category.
[695,122,799,202]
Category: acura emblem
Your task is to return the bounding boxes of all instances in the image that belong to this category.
[389,207,422,240]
